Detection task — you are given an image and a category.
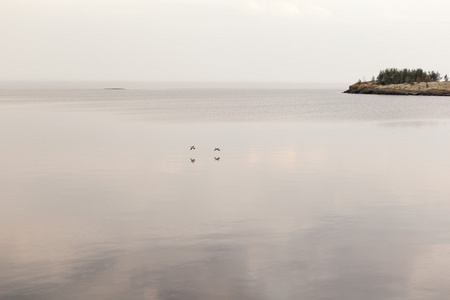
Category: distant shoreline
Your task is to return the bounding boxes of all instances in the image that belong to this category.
[0,81,346,90]
[344,81,450,96]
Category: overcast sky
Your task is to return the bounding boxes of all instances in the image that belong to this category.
[1,0,449,84]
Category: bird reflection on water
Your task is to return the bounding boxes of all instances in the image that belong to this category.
[188,146,222,163]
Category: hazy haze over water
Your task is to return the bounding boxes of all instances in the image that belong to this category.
[2,89,450,299]
[1,0,449,83]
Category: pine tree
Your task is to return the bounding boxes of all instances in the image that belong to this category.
[383,73,389,85]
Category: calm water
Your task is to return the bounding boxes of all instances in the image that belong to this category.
[2,89,450,299]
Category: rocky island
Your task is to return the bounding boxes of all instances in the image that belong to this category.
[344,68,450,96]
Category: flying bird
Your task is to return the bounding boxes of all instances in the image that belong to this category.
[214,148,220,151]
[190,158,195,163]
[190,146,196,150]
[214,157,220,161]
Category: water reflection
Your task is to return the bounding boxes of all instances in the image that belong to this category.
[2,90,450,299]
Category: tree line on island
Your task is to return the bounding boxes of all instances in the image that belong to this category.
[361,68,449,85]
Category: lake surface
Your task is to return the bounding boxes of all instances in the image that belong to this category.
[2,89,450,299]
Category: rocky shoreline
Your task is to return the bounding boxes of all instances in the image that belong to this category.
[344,81,450,96]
